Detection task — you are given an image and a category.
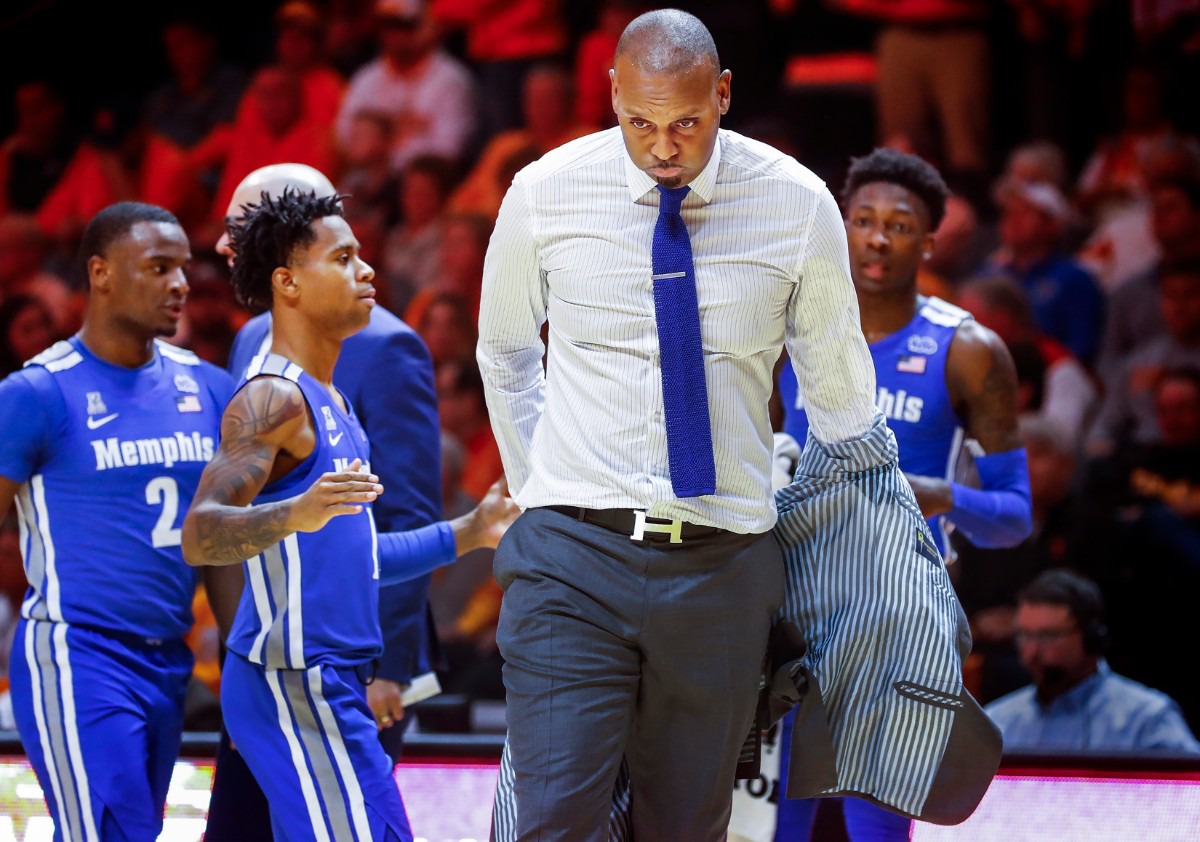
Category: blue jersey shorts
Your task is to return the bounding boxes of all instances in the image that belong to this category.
[8,617,192,841]
[221,652,412,842]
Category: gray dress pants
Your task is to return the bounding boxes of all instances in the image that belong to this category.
[494,506,783,842]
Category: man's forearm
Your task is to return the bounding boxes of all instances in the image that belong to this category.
[184,498,296,566]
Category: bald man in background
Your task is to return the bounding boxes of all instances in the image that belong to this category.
[205,163,446,838]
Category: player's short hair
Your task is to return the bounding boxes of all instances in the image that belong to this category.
[79,202,180,264]
[228,188,345,313]
[842,148,951,230]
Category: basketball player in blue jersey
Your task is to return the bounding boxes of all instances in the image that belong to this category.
[204,164,518,840]
[774,148,1033,840]
[0,202,237,840]
[182,189,425,841]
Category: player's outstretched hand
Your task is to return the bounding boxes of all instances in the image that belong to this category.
[451,475,521,555]
[290,457,383,533]
[475,476,520,547]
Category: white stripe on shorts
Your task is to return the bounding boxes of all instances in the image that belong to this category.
[266,668,333,842]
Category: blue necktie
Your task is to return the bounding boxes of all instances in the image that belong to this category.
[652,184,716,498]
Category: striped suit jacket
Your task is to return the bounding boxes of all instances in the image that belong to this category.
[491,415,1000,839]
[770,414,1001,824]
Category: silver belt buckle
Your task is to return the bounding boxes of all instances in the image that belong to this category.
[631,510,683,544]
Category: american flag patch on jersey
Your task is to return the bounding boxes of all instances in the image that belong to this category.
[896,355,927,374]
[176,395,202,413]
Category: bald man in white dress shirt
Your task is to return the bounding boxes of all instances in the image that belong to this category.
[477,10,908,842]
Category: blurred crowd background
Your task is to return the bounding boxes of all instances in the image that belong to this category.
[0,0,1198,739]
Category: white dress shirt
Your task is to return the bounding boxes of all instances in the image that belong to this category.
[477,128,878,533]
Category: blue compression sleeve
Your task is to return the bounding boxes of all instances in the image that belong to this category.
[377,521,457,586]
[948,448,1033,549]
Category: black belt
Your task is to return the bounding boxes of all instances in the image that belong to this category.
[546,506,727,543]
[62,621,185,651]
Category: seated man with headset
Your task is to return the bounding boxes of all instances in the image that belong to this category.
[985,568,1200,753]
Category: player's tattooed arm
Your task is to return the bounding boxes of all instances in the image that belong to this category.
[182,377,305,565]
[181,377,381,566]
[906,320,1022,518]
[950,320,1023,455]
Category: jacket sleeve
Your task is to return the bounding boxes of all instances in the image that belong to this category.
[362,325,445,684]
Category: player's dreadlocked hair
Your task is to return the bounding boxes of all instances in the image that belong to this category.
[842,148,951,230]
[228,187,345,313]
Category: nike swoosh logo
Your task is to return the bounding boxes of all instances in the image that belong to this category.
[328,432,344,446]
[86,413,119,429]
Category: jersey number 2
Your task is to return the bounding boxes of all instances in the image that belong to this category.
[146,476,181,548]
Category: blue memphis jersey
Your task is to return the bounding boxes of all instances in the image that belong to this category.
[780,297,970,554]
[226,354,381,669]
[0,337,234,638]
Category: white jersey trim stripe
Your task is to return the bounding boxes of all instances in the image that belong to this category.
[281,672,355,840]
[24,625,75,841]
[919,297,971,328]
[367,509,380,581]
[43,352,84,373]
[244,331,274,380]
[16,485,42,618]
[27,340,81,370]
[284,533,305,669]
[309,668,374,841]
[266,669,332,842]
[282,671,355,842]
[262,542,290,667]
[154,340,201,365]
[247,554,274,663]
[31,476,61,622]
[53,623,100,841]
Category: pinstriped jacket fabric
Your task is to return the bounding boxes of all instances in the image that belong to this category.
[771,414,1001,824]
[490,414,999,839]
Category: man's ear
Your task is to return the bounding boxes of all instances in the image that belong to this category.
[272,266,299,302]
[717,69,731,116]
[87,255,110,293]
[922,233,936,261]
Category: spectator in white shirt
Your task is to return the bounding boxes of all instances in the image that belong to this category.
[336,0,477,172]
